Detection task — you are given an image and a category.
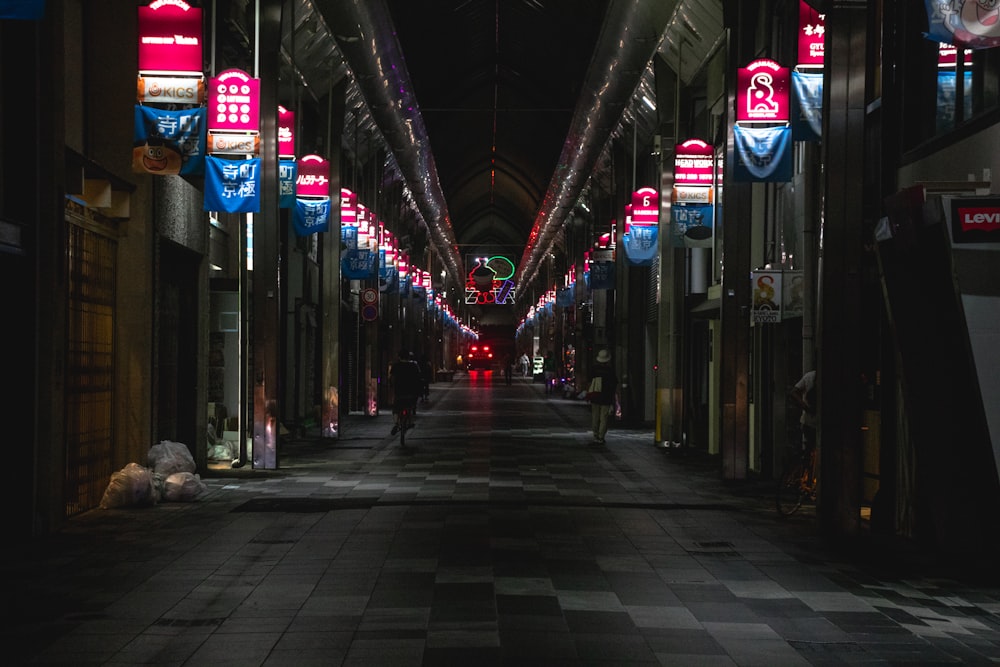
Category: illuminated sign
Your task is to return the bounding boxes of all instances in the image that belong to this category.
[137,76,204,105]
[737,59,790,123]
[465,255,516,305]
[630,187,659,225]
[296,155,330,197]
[950,197,1000,243]
[674,139,715,186]
[208,69,260,133]
[797,0,825,67]
[279,106,295,158]
[137,0,203,74]
[207,132,260,155]
[340,188,357,225]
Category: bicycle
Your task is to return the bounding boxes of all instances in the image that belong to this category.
[395,404,415,447]
[776,443,816,516]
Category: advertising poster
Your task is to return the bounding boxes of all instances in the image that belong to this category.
[751,271,782,324]
[133,105,205,175]
[203,156,260,213]
[292,198,330,236]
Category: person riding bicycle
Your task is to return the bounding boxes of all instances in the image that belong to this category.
[789,369,817,453]
[390,349,422,435]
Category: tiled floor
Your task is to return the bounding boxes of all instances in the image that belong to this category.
[8,374,1000,665]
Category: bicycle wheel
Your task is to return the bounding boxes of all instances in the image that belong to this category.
[399,409,408,447]
[776,458,807,516]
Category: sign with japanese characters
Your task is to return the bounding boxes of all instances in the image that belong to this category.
[293,198,331,236]
[138,0,203,73]
[278,106,295,158]
[203,156,260,213]
[132,105,205,175]
[797,0,825,67]
[296,154,330,198]
[737,59,790,123]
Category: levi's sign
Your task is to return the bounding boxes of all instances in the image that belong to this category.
[950,197,1000,243]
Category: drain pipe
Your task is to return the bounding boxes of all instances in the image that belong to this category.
[316,0,464,291]
[515,0,677,290]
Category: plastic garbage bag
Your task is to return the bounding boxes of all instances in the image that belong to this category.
[162,472,208,502]
[99,462,158,509]
[147,440,196,476]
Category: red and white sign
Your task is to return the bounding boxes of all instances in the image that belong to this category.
[296,155,330,198]
[630,187,659,226]
[207,132,260,155]
[137,0,203,74]
[341,188,357,225]
[797,0,825,67]
[737,59,790,123]
[674,139,715,186]
[957,205,1000,233]
[137,76,204,104]
[208,69,260,133]
[278,106,295,158]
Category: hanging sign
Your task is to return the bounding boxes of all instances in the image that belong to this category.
[792,71,823,142]
[296,154,330,197]
[674,139,715,187]
[203,156,260,213]
[948,196,1000,244]
[751,271,783,324]
[293,198,331,236]
[737,59,790,123]
[279,160,297,209]
[137,0,203,73]
[630,187,659,226]
[465,255,517,305]
[278,106,295,158]
[924,0,1000,49]
[622,225,658,266]
[132,105,205,175]
[208,69,259,133]
[207,131,259,155]
[671,203,714,248]
[733,125,793,183]
[137,75,204,105]
[797,0,825,67]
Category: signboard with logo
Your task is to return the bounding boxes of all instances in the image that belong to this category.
[737,59,790,123]
[674,139,715,187]
[278,106,296,158]
[797,0,825,67]
[296,155,330,198]
[751,271,783,324]
[630,187,659,226]
[137,76,204,105]
[465,255,517,305]
[138,0,203,74]
[948,197,1000,244]
[208,69,260,133]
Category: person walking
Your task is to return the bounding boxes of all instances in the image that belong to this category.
[588,349,618,444]
[389,349,422,435]
[543,351,557,394]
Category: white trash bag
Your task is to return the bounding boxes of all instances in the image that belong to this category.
[162,472,208,502]
[147,440,196,476]
[100,462,159,509]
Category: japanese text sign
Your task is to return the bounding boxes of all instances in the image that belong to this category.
[278,106,295,158]
[797,0,825,67]
[296,155,330,198]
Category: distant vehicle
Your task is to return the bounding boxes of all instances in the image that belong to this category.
[466,343,494,370]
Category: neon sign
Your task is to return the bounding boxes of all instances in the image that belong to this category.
[737,59,790,123]
[465,255,516,305]
[137,0,203,74]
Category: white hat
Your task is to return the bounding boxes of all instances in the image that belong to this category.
[596,349,611,363]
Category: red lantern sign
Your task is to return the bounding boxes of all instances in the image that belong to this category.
[797,1,825,67]
[674,139,715,187]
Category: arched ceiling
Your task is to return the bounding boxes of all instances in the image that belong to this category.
[383,0,610,254]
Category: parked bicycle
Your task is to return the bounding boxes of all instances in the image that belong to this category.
[776,441,817,516]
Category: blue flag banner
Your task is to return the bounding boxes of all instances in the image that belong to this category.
[622,225,658,266]
[133,106,205,176]
[556,287,573,307]
[589,261,616,290]
[293,198,331,236]
[203,156,261,213]
[342,248,375,279]
[279,160,297,209]
[671,203,714,248]
[0,0,45,19]
[733,124,792,183]
[924,0,1000,49]
[792,71,823,142]
[341,225,358,250]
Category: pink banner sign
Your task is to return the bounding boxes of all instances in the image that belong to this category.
[138,1,203,73]
[208,69,260,133]
[674,139,715,187]
[278,106,295,158]
[737,59,790,123]
[341,188,357,225]
[296,155,330,198]
[630,187,659,226]
[797,0,825,67]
